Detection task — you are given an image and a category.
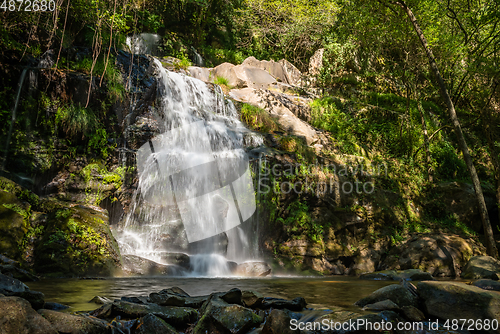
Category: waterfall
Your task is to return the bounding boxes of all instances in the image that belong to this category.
[2,68,28,170]
[114,59,263,275]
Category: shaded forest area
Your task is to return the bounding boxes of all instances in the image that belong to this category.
[1,0,500,258]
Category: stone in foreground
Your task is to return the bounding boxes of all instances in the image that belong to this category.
[417,280,500,333]
[0,296,57,334]
[354,284,418,308]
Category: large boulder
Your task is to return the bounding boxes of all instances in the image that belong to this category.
[193,296,262,334]
[133,313,177,334]
[241,56,289,84]
[261,309,295,334]
[418,281,500,333]
[122,254,186,276]
[461,255,500,280]
[91,300,198,328]
[0,273,29,294]
[0,296,57,334]
[230,88,319,145]
[211,63,246,88]
[234,261,272,277]
[473,279,500,291]
[38,309,110,334]
[34,202,122,277]
[354,284,418,308]
[380,233,476,277]
[278,59,303,86]
[261,297,307,311]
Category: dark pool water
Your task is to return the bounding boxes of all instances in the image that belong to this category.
[27,276,395,313]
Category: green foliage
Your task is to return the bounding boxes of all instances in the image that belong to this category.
[240,104,278,132]
[214,76,230,87]
[88,128,110,159]
[55,104,97,138]
[237,0,339,69]
[201,47,246,66]
[173,54,192,70]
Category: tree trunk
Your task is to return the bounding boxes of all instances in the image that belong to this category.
[394,0,498,257]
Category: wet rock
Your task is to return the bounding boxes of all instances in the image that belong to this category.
[43,302,70,311]
[160,252,190,269]
[133,313,177,334]
[219,288,242,305]
[400,305,425,322]
[241,290,263,308]
[261,297,307,311]
[473,279,500,291]
[90,296,113,304]
[461,255,500,280]
[360,269,434,281]
[122,254,186,276]
[121,296,147,304]
[362,299,399,311]
[38,309,110,334]
[15,290,45,310]
[0,264,39,282]
[262,309,295,334]
[0,273,28,294]
[150,287,207,308]
[93,300,198,328]
[235,261,272,277]
[0,296,57,334]
[354,284,418,308]
[418,281,500,330]
[193,296,262,334]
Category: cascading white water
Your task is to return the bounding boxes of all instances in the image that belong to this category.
[114,59,263,275]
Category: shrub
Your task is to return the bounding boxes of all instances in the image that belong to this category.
[240,103,278,132]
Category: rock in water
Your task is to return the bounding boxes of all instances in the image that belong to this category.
[461,255,500,280]
[262,309,295,334]
[473,279,500,291]
[362,299,399,311]
[0,296,57,334]
[241,290,264,308]
[133,313,177,334]
[235,262,272,277]
[418,280,500,331]
[193,296,262,334]
[0,273,29,294]
[354,284,418,308]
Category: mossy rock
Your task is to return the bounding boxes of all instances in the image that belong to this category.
[34,200,121,277]
[0,190,29,261]
[0,177,39,208]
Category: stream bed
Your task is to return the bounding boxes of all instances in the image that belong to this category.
[27,276,394,313]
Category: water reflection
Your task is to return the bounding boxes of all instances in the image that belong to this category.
[27,276,394,313]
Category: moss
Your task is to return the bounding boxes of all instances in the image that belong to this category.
[0,177,39,207]
[0,190,29,261]
[34,202,121,277]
